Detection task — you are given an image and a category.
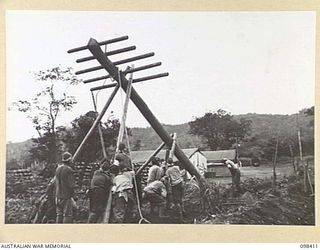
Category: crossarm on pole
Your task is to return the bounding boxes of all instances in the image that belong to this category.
[84,62,162,84]
[87,38,203,183]
[68,36,129,53]
[77,46,136,63]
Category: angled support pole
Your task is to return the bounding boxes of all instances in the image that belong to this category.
[135,141,167,176]
[72,84,120,163]
[91,91,107,159]
[116,70,133,151]
[87,38,203,183]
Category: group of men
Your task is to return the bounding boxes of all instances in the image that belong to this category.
[32,143,241,224]
[38,142,186,224]
[143,156,186,222]
[87,143,187,223]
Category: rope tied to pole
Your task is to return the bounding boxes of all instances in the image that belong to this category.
[115,66,150,224]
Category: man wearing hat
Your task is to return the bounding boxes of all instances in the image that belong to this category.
[55,151,75,223]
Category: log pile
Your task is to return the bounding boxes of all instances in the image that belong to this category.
[136,164,150,187]
[74,163,99,192]
[5,169,50,223]
[6,169,47,196]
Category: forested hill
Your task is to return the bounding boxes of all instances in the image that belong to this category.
[129,124,203,150]
[129,112,314,153]
[7,111,314,167]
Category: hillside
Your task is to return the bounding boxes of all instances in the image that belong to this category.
[129,124,203,150]
[6,139,35,168]
[6,111,314,167]
[129,111,313,152]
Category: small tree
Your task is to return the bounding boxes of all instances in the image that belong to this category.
[11,67,80,164]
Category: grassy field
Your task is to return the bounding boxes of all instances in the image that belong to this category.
[209,161,314,185]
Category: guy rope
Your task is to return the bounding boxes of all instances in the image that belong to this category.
[114,67,150,223]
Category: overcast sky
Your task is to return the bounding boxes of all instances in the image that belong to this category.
[6,11,315,143]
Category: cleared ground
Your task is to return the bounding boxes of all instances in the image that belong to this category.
[5,161,315,224]
[209,162,308,184]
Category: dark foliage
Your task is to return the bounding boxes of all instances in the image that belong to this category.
[188,109,252,150]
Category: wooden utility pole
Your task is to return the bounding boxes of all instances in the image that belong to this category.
[296,112,307,193]
[298,129,303,161]
[272,136,279,190]
[86,38,204,184]
[298,129,307,192]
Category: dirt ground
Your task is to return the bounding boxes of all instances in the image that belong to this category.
[211,162,296,185]
[195,176,314,225]
[5,162,315,225]
[195,162,315,225]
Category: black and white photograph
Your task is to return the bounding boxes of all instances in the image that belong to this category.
[5,11,315,226]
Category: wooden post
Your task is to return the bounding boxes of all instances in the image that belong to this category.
[98,125,107,159]
[298,130,303,161]
[169,133,177,159]
[91,91,107,159]
[102,189,113,223]
[306,163,314,195]
[72,85,119,163]
[116,71,133,151]
[87,38,204,184]
[288,143,295,173]
[297,129,307,192]
[135,141,166,176]
[272,137,279,190]
[235,137,240,163]
[296,113,307,193]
